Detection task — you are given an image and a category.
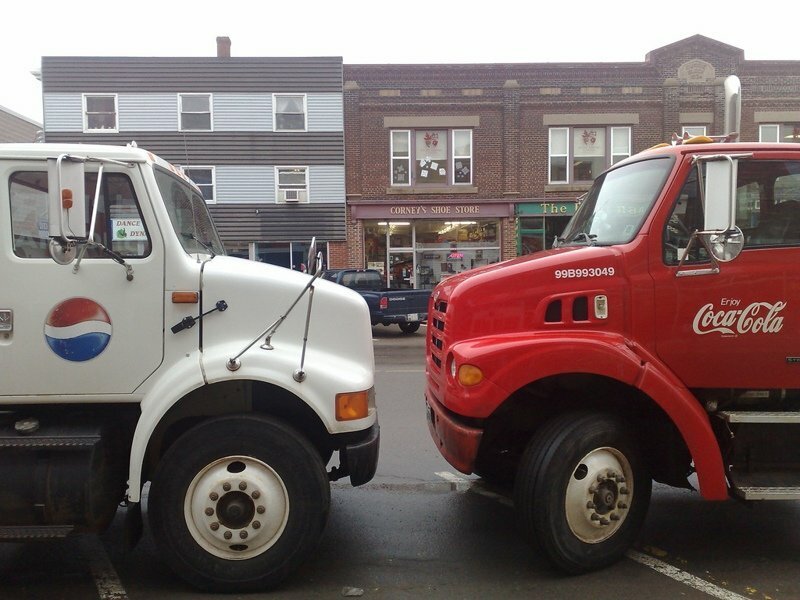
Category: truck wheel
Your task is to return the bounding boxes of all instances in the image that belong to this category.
[514,412,651,574]
[399,322,421,334]
[148,415,330,592]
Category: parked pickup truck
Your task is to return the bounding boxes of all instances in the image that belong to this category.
[322,269,430,333]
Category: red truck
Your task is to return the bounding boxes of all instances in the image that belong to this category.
[425,76,800,573]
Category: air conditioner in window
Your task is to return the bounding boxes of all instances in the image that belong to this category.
[279,189,306,202]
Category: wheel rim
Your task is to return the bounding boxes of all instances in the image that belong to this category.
[184,455,289,560]
[564,447,633,544]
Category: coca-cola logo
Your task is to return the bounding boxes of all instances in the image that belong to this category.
[692,300,786,336]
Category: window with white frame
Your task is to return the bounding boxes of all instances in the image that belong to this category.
[760,124,800,142]
[179,94,212,131]
[682,125,707,138]
[274,94,306,131]
[181,167,215,203]
[276,167,308,203]
[549,126,632,184]
[390,129,474,186]
[83,94,118,132]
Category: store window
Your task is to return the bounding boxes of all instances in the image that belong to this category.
[364,219,500,289]
[274,94,307,131]
[83,94,118,132]
[760,124,800,143]
[549,126,631,183]
[179,94,212,131]
[181,167,215,203]
[390,129,473,186]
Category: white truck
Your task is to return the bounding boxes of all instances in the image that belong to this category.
[0,143,379,591]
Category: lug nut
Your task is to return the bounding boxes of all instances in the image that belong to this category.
[224,531,232,540]
[223,483,231,492]
[253,521,261,529]
[597,474,605,482]
[616,476,626,483]
[590,513,600,521]
[586,501,596,509]
[209,492,219,501]
[589,485,598,494]
[610,513,620,521]
[252,490,261,499]
[599,517,610,525]
[239,482,247,491]
[620,487,629,495]
[257,506,265,514]
[618,502,628,509]
[205,507,214,516]
[239,530,248,539]
[210,522,219,531]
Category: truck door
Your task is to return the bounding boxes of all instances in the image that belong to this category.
[652,157,800,390]
[0,161,164,396]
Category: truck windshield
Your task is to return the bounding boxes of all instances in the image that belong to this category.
[558,157,673,246]
[154,167,225,256]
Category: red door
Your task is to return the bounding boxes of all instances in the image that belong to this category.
[651,155,800,390]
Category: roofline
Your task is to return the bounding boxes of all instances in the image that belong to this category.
[0,105,42,128]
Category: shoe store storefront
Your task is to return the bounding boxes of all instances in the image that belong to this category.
[351,201,514,289]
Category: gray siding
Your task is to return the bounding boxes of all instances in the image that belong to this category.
[213,94,272,131]
[119,94,178,131]
[308,94,344,131]
[43,132,345,165]
[43,94,83,132]
[209,204,346,243]
[212,165,344,204]
[216,166,274,202]
[0,110,41,143]
[309,166,345,203]
[42,57,343,93]
[44,92,343,133]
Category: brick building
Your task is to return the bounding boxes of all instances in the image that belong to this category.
[343,35,800,289]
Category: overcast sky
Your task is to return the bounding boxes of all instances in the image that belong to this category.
[3,1,797,124]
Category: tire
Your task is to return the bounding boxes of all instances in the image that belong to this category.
[148,415,330,592]
[514,412,651,574]
[399,321,421,334]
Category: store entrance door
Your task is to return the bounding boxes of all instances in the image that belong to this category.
[388,251,414,289]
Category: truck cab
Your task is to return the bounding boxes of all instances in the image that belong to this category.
[0,144,378,591]
[426,78,800,574]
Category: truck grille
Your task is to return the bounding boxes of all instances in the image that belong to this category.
[429,299,448,372]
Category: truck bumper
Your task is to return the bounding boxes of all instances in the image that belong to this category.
[425,389,483,475]
[339,421,380,486]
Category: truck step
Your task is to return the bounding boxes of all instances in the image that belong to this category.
[730,471,800,500]
[717,411,800,423]
[0,525,74,540]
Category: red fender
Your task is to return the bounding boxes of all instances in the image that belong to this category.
[446,331,728,500]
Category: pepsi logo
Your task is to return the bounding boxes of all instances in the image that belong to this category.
[44,298,112,362]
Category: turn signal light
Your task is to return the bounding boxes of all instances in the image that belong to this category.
[336,390,370,421]
[172,291,199,304]
[458,364,484,386]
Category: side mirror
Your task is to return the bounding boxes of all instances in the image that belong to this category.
[48,156,87,241]
[703,158,737,232]
[704,227,744,262]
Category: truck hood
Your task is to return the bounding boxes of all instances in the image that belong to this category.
[434,245,628,340]
[197,256,374,376]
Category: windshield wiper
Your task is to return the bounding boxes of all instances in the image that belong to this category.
[182,233,216,256]
[568,232,598,246]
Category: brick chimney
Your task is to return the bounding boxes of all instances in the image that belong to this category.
[216,36,231,58]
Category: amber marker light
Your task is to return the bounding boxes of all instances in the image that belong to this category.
[458,364,484,386]
[172,291,199,304]
[61,189,73,209]
[336,390,370,421]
